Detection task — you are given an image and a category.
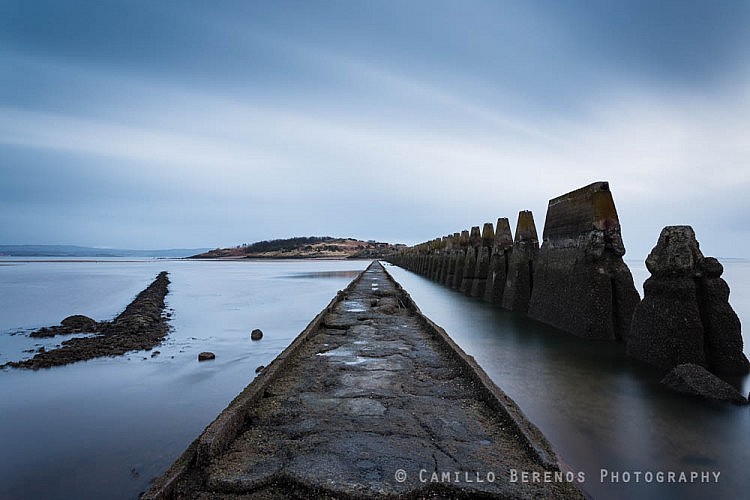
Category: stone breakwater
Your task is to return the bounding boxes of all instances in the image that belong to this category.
[387,181,747,398]
[3,272,170,370]
[143,262,582,499]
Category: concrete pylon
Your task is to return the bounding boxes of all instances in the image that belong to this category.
[484,218,513,304]
[527,182,641,340]
[452,230,470,289]
[627,226,749,374]
[460,226,481,294]
[502,211,538,313]
[470,223,495,298]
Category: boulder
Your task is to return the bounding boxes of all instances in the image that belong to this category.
[198,352,215,361]
[251,329,264,341]
[661,364,748,405]
[61,314,98,331]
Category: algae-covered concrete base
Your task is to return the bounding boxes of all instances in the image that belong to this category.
[144,262,582,499]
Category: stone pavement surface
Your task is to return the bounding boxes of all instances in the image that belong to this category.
[152,262,581,499]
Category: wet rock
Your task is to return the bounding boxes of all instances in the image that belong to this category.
[527,182,640,340]
[661,364,748,405]
[502,211,539,313]
[198,352,216,361]
[61,314,97,331]
[627,227,749,375]
[251,329,263,341]
[255,365,265,374]
[2,272,171,369]
[151,350,160,358]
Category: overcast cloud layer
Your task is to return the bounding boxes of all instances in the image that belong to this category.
[2,1,749,258]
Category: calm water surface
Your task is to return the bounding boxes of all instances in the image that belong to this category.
[2,258,748,499]
[386,260,750,500]
[0,258,367,499]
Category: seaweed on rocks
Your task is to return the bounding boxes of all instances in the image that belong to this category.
[3,272,170,370]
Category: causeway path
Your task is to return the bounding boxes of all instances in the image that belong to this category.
[146,261,582,498]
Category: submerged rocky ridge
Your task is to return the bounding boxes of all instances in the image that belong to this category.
[3,272,170,370]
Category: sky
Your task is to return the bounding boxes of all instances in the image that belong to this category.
[1,0,749,259]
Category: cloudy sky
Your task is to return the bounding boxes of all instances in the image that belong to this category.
[2,1,749,258]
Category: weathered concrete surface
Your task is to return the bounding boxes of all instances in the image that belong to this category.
[661,364,748,405]
[144,262,581,499]
[4,272,170,370]
[484,218,513,305]
[502,211,539,313]
[459,226,481,294]
[527,182,640,340]
[698,257,750,375]
[451,230,470,290]
[469,222,495,298]
[628,226,749,374]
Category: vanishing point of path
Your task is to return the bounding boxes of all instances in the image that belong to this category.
[146,261,583,499]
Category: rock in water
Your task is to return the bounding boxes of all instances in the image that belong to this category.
[527,182,640,340]
[502,211,539,313]
[661,364,748,405]
[60,314,98,331]
[627,226,749,375]
[198,352,216,361]
[251,329,263,341]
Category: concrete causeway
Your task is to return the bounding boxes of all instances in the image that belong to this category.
[145,262,582,498]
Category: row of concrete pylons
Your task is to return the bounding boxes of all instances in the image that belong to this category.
[388,212,536,313]
[386,181,749,378]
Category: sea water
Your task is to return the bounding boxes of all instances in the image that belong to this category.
[1,258,748,499]
[0,258,367,499]
[386,260,750,500]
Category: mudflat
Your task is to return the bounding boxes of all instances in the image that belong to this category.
[146,262,581,498]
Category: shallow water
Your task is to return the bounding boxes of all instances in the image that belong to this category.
[2,258,748,499]
[0,258,368,500]
[385,260,750,500]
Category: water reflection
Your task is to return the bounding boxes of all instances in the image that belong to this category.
[385,262,750,500]
[276,270,363,279]
[0,259,368,500]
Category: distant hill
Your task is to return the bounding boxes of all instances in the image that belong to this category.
[0,245,211,258]
[191,237,398,259]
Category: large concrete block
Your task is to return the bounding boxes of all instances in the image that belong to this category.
[627,226,749,374]
[484,218,513,304]
[527,182,640,340]
[502,211,538,313]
